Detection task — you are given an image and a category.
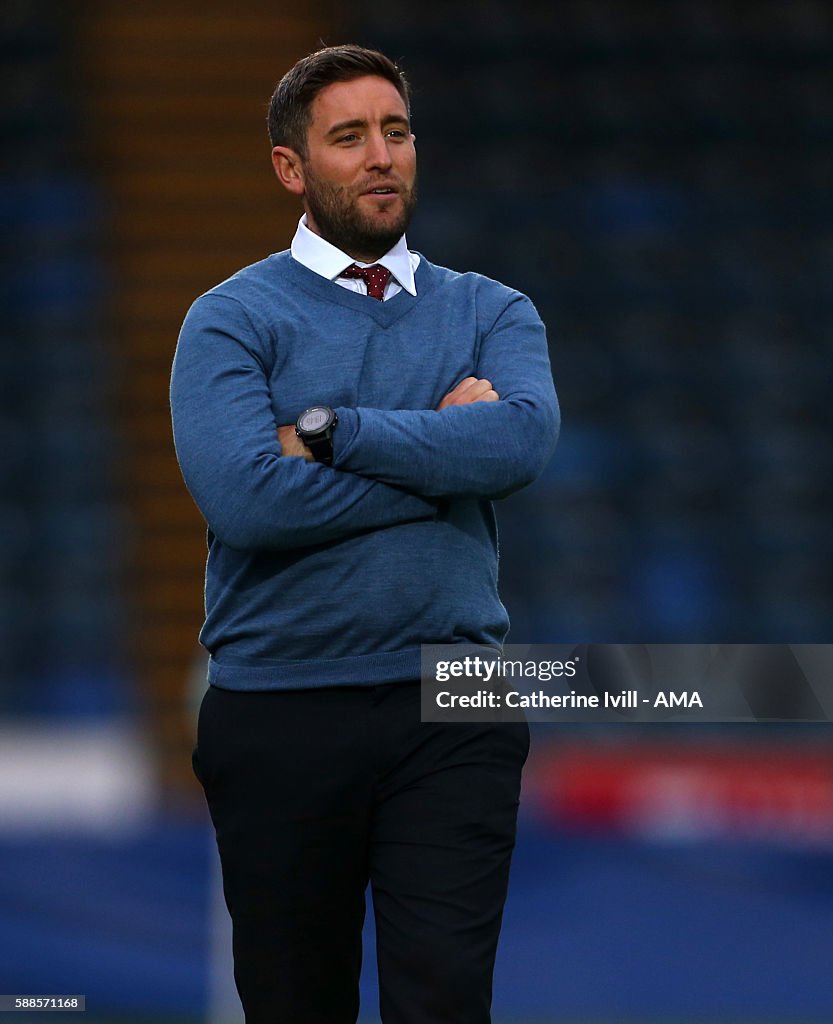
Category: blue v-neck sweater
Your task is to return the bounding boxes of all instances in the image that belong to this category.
[171,251,559,690]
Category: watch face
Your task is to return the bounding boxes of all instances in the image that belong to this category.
[298,407,331,433]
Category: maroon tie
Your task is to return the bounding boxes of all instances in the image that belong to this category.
[340,263,391,301]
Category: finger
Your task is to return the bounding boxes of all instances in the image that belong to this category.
[438,377,496,409]
[453,379,494,404]
[466,378,494,400]
[448,376,479,399]
[437,376,477,409]
[466,389,499,404]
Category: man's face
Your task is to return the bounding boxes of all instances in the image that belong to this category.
[297,75,417,261]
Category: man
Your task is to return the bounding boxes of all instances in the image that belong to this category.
[171,44,559,1024]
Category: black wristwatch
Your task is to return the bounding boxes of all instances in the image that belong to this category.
[295,405,338,465]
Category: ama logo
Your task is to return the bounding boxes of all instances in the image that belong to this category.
[575,645,702,718]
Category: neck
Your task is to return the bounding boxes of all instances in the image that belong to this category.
[303,212,391,264]
[347,250,384,263]
[323,233,385,265]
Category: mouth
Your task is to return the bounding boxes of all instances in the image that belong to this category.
[362,185,399,197]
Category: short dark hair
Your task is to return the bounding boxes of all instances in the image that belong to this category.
[267,44,411,158]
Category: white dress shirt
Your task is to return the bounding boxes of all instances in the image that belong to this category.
[290,214,420,300]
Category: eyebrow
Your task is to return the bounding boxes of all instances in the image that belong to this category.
[325,114,410,137]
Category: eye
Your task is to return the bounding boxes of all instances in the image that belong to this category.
[387,128,407,139]
[338,133,360,144]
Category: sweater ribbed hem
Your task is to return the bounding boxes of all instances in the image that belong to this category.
[207,647,422,690]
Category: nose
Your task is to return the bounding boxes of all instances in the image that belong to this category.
[364,130,392,171]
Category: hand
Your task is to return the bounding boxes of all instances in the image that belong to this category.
[437,376,499,410]
[278,424,313,460]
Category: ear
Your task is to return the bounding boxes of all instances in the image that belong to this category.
[271,146,305,196]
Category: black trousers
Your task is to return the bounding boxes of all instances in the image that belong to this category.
[193,680,529,1024]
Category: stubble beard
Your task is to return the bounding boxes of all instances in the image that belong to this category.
[302,165,418,261]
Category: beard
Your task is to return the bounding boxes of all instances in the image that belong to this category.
[302,165,418,260]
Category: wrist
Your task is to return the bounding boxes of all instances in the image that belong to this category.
[295,406,338,465]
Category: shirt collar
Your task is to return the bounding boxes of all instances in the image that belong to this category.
[290,214,417,296]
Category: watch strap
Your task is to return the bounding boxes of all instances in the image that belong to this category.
[305,432,334,466]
